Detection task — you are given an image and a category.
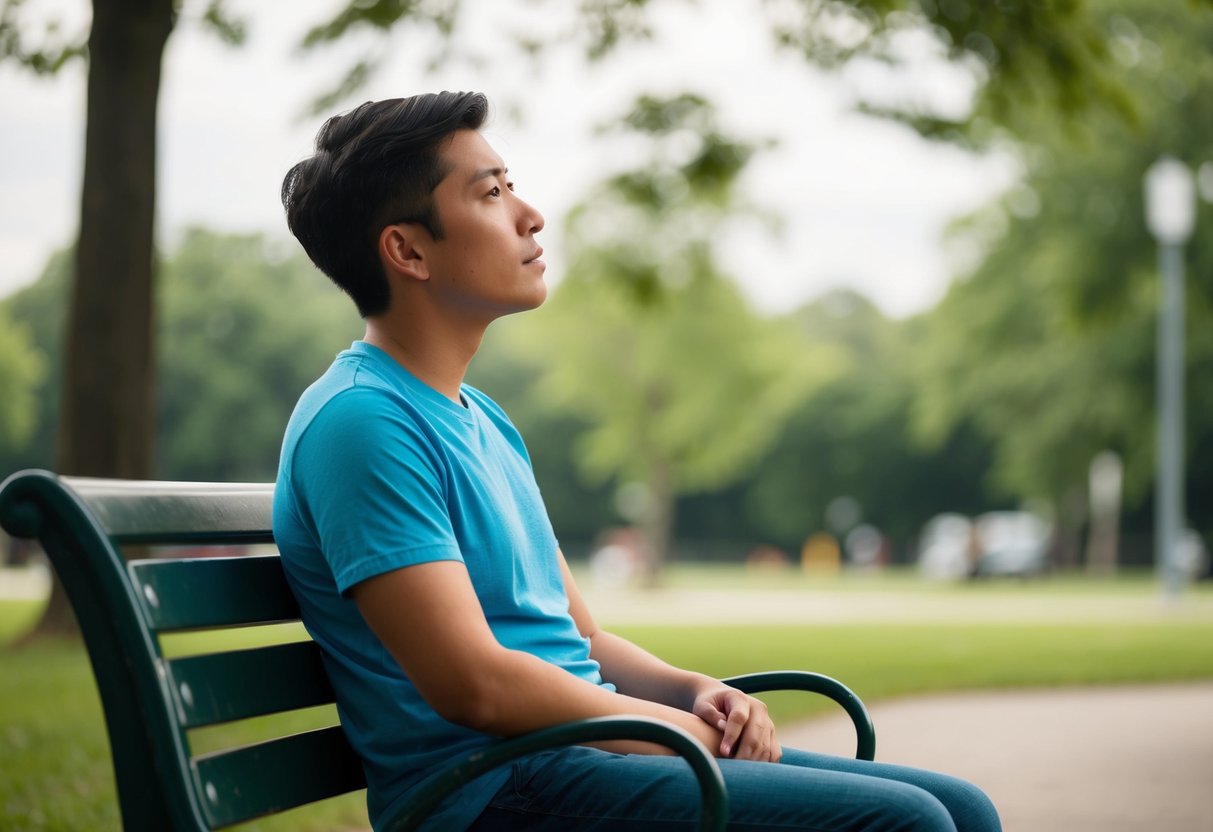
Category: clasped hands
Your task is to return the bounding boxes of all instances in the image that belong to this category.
[692,685,782,763]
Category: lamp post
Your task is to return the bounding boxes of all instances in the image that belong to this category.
[1144,157,1195,600]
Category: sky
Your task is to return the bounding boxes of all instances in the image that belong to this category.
[0,0,1020,317]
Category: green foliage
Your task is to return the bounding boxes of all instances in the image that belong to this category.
[577,0,659,58]
[520,262,822,493]
[731,290,999,555]
[910,0,1213,532]
[0,231,362,481]
[297,0,461,113]
[0,0,86,75]
[0,307,44,457]
[510,94,824,566]
[0,251,69,474]
[0,0,245,75]
[295,0,1194,147]
[775,0,1143,144]
[299,0,459,48]
[157,229,363,481]
[198,0,247,46]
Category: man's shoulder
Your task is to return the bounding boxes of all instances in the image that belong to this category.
[287,360,399,441]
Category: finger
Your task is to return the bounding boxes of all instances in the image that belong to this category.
[719,704,749,757]
[735,722,768,761]
[736,721,777,762]
[736,718,779,762]
[692,699,726,727]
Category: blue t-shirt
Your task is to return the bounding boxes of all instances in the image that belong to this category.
[273,341,611,831]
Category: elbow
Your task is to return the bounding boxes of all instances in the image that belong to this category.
[427,676,502,733]
[436,688,497,732]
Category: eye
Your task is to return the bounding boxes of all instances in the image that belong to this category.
[487,185,502,198]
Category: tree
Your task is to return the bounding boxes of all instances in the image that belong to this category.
[509,95,833,578]
[298,0,1153,142]
[1,231,363,482]
[156,230,364,480]
[731,290,1000,562]
[909,0,1213,566]
[1,0,241,636]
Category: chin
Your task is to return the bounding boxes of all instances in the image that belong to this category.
[531,281,549,308]
[518,279,549,311]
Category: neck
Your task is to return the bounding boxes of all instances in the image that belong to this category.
[363,316,485,403]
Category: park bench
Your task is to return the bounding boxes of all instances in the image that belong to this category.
[0,468,876,831]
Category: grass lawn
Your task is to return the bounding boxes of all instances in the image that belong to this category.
[2,570,1211,831]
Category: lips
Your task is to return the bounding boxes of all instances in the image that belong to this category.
[524,247,544,264]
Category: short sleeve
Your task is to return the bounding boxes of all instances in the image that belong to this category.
[291,386,463,593]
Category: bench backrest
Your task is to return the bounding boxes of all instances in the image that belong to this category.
[0,469,366,830]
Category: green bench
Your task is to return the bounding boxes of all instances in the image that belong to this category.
[0,468,876,831]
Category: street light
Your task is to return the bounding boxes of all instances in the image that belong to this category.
[1144,157,1195,600]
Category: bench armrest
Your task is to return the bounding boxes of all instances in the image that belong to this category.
[384,715,727,832]
[723,670,876,761]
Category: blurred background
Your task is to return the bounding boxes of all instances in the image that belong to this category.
[3,3,1213,829]
[2,0,1212,589]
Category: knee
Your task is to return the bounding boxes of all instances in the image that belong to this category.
[876,786,958,832]
[926,775,1002,832]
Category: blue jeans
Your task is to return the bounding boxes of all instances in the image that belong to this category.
[466,746,1001,831]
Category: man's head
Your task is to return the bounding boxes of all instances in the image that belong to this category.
[281,91,488,317]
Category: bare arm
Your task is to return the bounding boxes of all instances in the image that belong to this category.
[558,553,781,762]
[351,559,726,754]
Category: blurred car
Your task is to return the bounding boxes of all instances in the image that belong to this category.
[916,513,975,581]
[972,511,1052,578]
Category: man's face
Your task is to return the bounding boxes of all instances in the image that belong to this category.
[417,129,548,322]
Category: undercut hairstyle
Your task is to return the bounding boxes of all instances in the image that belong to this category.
[281,91,489,317]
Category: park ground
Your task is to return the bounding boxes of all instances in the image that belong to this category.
[588,567,1213,832]
[2,563,1212,830]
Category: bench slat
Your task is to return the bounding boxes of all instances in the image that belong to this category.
[130,556,300,631]
[62,476,275,545]
[165,641,335,728]
[192,725,366,828]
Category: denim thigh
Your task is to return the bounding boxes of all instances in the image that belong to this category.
[466,745,1000,832]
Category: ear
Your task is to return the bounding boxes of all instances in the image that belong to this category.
[378,224,430,282]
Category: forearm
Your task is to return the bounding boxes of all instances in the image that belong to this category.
[471,644,724,754]
[584,628,782,762]
[589,629,718,710]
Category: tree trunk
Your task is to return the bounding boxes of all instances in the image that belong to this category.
[640,459,675,586]
[29,0,175,640]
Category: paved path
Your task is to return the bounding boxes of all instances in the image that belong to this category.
[583,584,1213,625]
[781,682,1213,832]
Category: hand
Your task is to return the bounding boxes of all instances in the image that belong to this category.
[691,685,782,763]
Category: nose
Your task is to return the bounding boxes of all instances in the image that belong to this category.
[516,196,544,235]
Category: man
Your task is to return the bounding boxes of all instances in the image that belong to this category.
[275,91,1000,831]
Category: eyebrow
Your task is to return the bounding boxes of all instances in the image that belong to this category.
[468,166,508,185]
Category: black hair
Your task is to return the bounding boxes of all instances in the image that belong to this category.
[281,91,489,317]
